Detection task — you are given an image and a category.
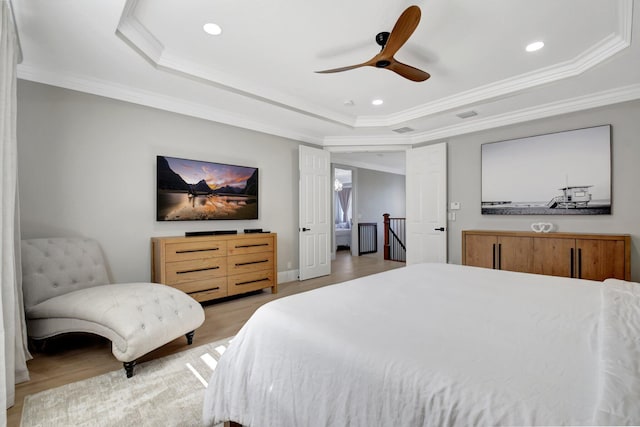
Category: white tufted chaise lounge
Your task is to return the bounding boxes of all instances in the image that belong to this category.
[21,237,205,377]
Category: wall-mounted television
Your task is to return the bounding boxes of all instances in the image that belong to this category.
[481,125,611,215]
[156,155,258,221]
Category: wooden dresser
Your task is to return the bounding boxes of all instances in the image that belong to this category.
[151,233,277,302]
[462,230,630,281]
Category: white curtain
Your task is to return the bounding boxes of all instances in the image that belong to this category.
[0,0,31,418]
[337,187,352,223]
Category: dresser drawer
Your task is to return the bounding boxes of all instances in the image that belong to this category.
[165,258,227,285]
[189,279,229,302]
[227,237,274,256]
[152,233,277,303]
[228,252,274,275]
[170,276,228,297]
[227,270,275,296]
[165,240,227,262]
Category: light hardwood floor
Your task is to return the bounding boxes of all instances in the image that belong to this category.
[7,251,404,426]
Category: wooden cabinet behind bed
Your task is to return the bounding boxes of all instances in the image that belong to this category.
[462,230,630,281]
[152,233,278,302]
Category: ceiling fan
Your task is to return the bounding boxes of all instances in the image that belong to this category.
[315,5,430,82]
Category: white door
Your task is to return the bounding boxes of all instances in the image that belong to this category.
[405,142,447,264]
[299,145,331,280]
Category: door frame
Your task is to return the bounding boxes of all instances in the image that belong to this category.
[331,164,357,259]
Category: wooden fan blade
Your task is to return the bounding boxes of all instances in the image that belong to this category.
[315,62,370,74]
[381,5,421,59]
[387,60,430,82]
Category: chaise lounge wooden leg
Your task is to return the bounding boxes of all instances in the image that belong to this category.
[124,361,136,378]
[185,330,195,345]
[28,337,46,353]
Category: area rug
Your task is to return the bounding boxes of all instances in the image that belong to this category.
[20,337,233,427]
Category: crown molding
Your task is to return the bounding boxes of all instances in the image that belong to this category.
[116,1,355,128]
[15,0,637,151]
[16,64,323,145]
[116,0,633,130]
[18,64,640,150]
[323,83,640,146]
[356,17,632,127]
[356,0,634,127]
[408,83,640,144]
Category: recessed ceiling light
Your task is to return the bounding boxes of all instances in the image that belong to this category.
[526,41,544,52]
[372,99,383,106]
[203,23,222,36]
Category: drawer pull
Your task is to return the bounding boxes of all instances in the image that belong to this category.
[236,278,270,286]
[177,266,220,274]
[235,243,269,248]
[176,248,219,254]
[201,286,220,292]
[235,260,268,267]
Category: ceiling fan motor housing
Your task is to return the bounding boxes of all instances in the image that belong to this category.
[376,31,390,48]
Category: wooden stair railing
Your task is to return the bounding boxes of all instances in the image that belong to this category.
[383,213,406,262]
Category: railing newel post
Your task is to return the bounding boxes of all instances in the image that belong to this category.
[383,213,391,260]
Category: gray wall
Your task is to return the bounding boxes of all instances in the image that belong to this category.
[356,168,406,254]
[446,99,640,281]
[17,80,300,283]
[17,80,640,283]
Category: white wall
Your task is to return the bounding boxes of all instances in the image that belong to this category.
[17,81,301,283]
[445,100,640,281]
[356,168,406,254]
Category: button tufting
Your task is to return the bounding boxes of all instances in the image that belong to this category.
[141,324,145,329]
[52,283,58,288]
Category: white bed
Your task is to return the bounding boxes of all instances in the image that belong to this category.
[203,263,640,426]
[335,222,351,247]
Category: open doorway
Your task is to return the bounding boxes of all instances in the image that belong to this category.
[334,167,354,257]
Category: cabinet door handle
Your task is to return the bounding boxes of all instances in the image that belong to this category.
[577,248,582,279]
[492,243,496,269]
[570,248,575,278]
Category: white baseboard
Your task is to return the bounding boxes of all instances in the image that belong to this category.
[277,269,299,284]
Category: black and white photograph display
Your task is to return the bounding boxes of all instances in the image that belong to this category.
[481,125,611,215]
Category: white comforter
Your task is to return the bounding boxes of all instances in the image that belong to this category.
[203,263,640,426]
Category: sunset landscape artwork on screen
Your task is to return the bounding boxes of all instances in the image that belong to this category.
[157,156,258,221]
